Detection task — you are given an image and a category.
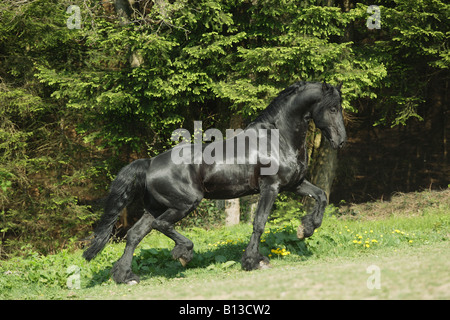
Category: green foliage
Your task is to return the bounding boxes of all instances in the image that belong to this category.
[270,193,305,224]
[177,199,225,228]
[367,0,450,126]
[0,0,110,257]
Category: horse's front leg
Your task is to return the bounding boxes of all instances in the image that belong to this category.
[294,179,328,239]
[242,182,279,271]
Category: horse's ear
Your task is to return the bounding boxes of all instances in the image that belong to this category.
[322,81,328,92]
[336,81,343,91]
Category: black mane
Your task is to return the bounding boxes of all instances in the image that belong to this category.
[252,81,310,124]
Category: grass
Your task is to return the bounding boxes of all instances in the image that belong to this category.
[122,242,450,300]
[0,189,449,299]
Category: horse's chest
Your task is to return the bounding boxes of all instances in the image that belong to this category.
[291,161,307,182]
[279,152,308,187]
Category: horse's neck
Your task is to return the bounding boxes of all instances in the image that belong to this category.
[273,102,311,151]
[279,120,309,152]
[251,91,316,151]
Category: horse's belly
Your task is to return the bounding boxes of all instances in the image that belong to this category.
[201,164,259,199]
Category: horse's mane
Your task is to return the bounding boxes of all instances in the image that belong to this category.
[251,81,342,125]
[252,81,309,123]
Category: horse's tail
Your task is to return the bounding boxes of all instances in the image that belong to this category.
[83,159,150,261]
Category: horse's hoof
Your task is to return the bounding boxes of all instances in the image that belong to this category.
[126,280,139,285]
[297,224,305,239]
[179,257,188,267]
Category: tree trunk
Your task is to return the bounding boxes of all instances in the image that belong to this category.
[225,198,240,226]
[224,114,243,226]
[310,135,338,199]
[305,130,338,212]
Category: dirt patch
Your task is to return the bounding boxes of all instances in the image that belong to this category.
[337,189,450,220]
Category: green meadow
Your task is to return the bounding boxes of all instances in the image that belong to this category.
[1,190,449,299]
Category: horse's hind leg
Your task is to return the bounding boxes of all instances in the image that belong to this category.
[111,211,154,284]
[294,179,327,239]
[151,207,197,266]
[242,182,279,271]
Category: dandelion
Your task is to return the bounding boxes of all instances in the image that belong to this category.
[365,244,370,248]
[409,240,413,244]
[270,247,291,256]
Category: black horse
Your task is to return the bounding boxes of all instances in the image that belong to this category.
[83,81,347,284]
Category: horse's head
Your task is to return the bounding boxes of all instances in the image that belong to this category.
[311,82,347,149]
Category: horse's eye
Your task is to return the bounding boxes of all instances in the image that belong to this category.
[330,107,337,113]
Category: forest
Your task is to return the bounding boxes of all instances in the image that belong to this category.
[0,0,448,258]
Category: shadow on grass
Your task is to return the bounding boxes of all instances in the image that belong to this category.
[87,227,313,287]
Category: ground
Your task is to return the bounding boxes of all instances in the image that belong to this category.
[1,189,449,300]
[83,242,449,300]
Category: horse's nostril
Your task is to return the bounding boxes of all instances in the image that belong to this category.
[339,140,346,148]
